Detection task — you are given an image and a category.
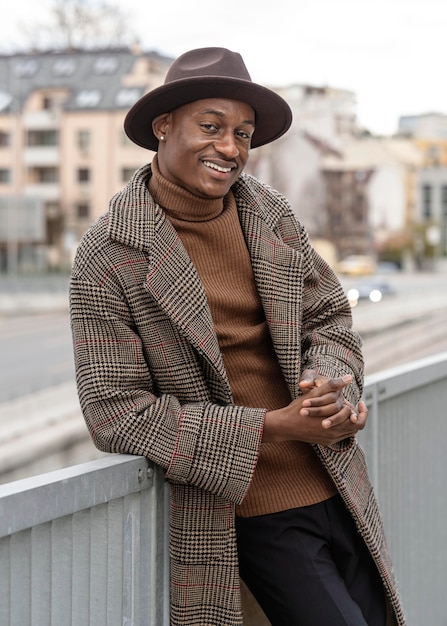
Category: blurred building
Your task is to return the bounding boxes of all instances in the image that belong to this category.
[248,84,428,267]
[399,112,447,140]
[1,50,446,273]
[246,83,359,264]
[0,48,172,271]
[278,84,358,145]
[399,112,447,268]
[321,138,423,265]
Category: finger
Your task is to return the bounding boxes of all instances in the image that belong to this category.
[304,376,352,400]
[343,399,358,424]
[299,369,319,389]
[358,400,368,413]
[324,404,368,433]
[318,404,352,427]
[345,399,368,426]
[302,376,352,406]
[354,400,368,429]
[302,391,344,409]
[325,374,352,391]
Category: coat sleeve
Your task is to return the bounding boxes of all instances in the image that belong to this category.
[69,250,264,506]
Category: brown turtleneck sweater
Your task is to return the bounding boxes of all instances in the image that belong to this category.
[148,157,336,516]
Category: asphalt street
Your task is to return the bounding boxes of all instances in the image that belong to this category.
[0,270,446,403]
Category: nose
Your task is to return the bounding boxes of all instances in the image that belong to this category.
[213,132,239,158]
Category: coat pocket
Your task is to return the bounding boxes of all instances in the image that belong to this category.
[169,483,234,564]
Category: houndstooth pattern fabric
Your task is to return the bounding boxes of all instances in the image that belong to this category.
[70,164,405,625]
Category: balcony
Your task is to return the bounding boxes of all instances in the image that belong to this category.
[1,352,446,625]
[22,183,60,201]
[23,110,61,130]
[23,146,60,167]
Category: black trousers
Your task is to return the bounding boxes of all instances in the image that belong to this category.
[236,495,386,626]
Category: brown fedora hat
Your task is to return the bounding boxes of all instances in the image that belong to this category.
[124,47,292,151]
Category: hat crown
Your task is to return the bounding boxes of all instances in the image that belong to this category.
[165,47,252,84]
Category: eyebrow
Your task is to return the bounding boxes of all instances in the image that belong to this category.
[200,108,255,127]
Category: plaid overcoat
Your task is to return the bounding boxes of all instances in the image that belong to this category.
[70,164,405,626]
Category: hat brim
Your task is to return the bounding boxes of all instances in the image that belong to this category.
[124,76,292,151]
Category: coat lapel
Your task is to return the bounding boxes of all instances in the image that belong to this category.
[108,165,228,385]
[237,202,304,400]
[145,209,228,381]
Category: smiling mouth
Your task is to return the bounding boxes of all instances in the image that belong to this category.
[203,160,235,174]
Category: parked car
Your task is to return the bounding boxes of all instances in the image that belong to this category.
[336,255,377,276]
[376,261,400,274]
[346,280,395,307]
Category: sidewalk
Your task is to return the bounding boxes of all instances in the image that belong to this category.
[0,381,104,484]
[0,292,69,315]
[0,274,69,315]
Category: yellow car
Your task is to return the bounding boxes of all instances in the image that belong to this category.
[335,255,377,276]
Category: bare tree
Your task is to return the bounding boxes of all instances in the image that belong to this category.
[21,0,136,51]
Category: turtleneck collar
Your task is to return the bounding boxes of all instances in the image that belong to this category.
[148,155,227,222]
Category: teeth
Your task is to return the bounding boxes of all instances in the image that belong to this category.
[203,161,232,173]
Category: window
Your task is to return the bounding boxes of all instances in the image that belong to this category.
[0,91,12,112]
[76,202,90,219]
[40,167,58,183]
[42,97,54,111]
[0,131,10,147]
[442,186,447,256]
[121,167,136,183]
[115,88,141,108]
[441,185,447,214]
[31,167,58,183]
[14,59,39,78]
[77,130,91,152]
[45,201,60,218]
[422,184,432,219]
[0,168,10,183]
[427,145,440,165]
[75,90,102,108]
[53,58,77,76]
[77,168,90,183]
[94,57,119,74]
[26,130,59,147]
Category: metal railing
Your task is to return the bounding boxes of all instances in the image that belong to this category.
[0,455,170,626]
[360,351,447,625]
[1,351,447,625]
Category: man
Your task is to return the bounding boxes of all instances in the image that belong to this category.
[70,48,405,625]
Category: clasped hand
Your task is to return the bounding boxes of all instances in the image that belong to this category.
[263,369,367,446]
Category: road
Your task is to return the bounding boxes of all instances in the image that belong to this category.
[0,313,75,403]
[340,270,447,375]
[0,270,446,403]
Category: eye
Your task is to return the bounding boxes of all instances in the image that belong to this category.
[200,122,218,133]
[236,129,253,142]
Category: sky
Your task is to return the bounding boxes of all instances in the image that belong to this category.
[0,0,445,136]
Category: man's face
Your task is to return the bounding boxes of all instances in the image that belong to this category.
[154,98,255,199]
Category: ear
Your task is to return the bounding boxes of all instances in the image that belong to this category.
[152,113,170,141]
